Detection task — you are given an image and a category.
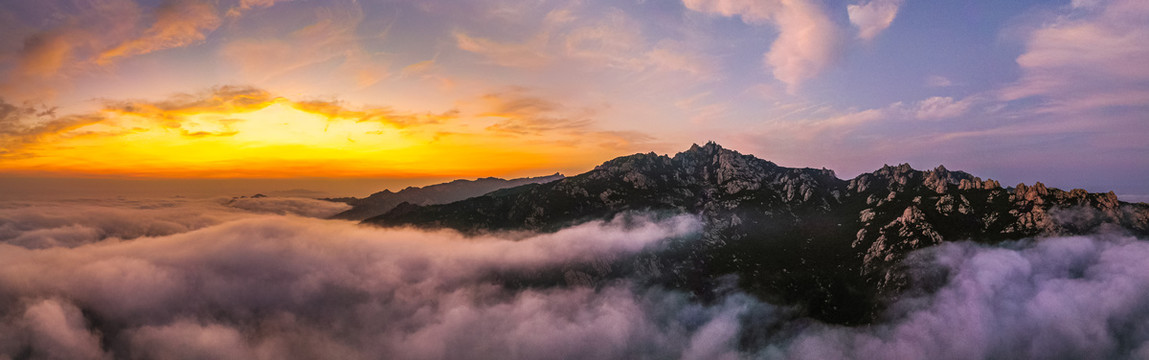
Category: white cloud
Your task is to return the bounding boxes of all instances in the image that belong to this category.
[776,235,1149,360]
[0,203,724,360]
[0,197,349,249]
[682,0,846,91]
[848,0,904,40]
[766,1,846,90]
[20,299,109,360]
[223,196,351,217]
[2,198,1149,359]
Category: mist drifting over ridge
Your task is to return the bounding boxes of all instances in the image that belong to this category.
[2,0,1147,356]
[0,196,1148,359]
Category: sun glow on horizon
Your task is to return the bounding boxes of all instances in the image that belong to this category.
[0,93,620,178]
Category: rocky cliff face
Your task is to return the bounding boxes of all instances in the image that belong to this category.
[364,142,1149,324]
[328,173,564,221]
[845,164,1146,296]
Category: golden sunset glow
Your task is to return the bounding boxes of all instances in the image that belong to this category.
[0,0,1145,194]
[0,87,631,178]
[1,1,1148,358]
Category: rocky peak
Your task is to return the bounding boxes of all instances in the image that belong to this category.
[683,141,724,156]
[957,178,1001,190]
[850,163,984,195]
[587,142,799,196]
[593,152,668,171]
[1013,182,1051,202]
[674,142,770,169]
[922,165,978,194]
[848,163,918,194]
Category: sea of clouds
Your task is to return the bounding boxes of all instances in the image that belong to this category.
[1,197,1148,359]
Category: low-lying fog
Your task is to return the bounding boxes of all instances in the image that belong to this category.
[2,196,1147,359]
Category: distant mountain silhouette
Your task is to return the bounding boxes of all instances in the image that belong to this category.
[327,173,564,221]
[364,142,1149,324]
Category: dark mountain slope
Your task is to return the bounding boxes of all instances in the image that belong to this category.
[374,142,844,231]
[365,142,1149,324]
[328,173,564,221]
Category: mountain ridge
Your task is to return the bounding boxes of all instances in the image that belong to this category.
[327,173,564,221]
[363,142,1149,324]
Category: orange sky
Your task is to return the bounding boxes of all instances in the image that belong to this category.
[0,86,647,179]
[0,0,1146,195]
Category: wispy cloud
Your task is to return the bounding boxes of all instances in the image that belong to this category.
[0,98,104,158]
[454,31,552,68]
[0,0,142,100]
[1000,0,1149,114]
[910,96,975,120]
[451,5,719,81]
[226,0,293,17]
[96,0,222,65]
[221,1,389,89]
[925,75,954,88]
[0,197,347,249]
[0,0,301,102]
[474,88,654,150]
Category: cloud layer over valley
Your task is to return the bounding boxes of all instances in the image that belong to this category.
[2,199,1149,359]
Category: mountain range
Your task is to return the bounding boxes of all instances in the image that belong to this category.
[356,142,1149,324]
[325,173,565,220]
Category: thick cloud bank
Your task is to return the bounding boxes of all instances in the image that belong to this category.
[770,235,1149,360]
[0,197,349,248]
[0,211,731,360]
[2,198,1149,359]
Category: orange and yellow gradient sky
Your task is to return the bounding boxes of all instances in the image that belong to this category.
[1,0,1147,198]
[1,86,629,179]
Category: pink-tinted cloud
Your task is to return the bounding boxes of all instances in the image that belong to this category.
[0,197,348,248]
[683,0,846,91]
[925,75,954,88]
[0,0,142,100]
[778,235,1149,359]
[3,197,1149,359]
[454,31,552,68]
[1000,0,1149,113]
[96,0,222,65]
[765,0,846,89]
[0,203,724,359]
[848,0,904,41]
[911,96,975,120]
[221,2,389,88]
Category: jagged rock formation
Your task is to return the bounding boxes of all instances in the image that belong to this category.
[327,173,564,220]
[364,142,1149,324]
[846,164,1142,295]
